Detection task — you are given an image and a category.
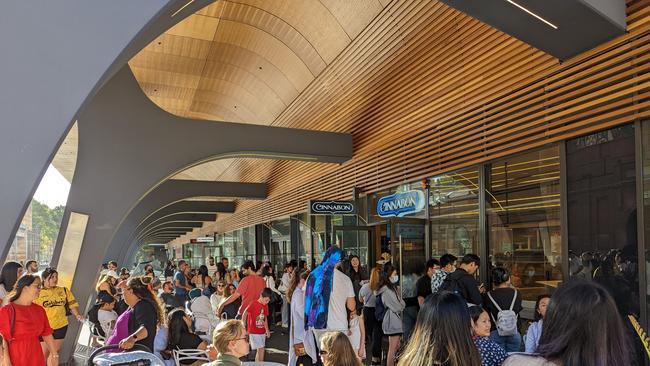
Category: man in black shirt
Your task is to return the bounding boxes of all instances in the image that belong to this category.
[416,258,440,307]
[441,254,483,306]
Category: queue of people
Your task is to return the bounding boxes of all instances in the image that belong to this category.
[0,249,641,366]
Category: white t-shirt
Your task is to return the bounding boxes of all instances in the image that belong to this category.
[326,269,355,331]
[207,264,218,278]
[210,293,223,314]
[98,309,118,338]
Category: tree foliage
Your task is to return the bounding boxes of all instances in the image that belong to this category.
[31,199,65,247]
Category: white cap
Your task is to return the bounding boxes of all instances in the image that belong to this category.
[106,270,119,279]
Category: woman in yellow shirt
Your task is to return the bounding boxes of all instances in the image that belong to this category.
[33,268,85,364]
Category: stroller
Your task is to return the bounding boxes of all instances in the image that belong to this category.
[88,344,165,366]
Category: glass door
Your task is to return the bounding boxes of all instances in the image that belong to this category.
[390,219,427,300]
[333,225,373,271]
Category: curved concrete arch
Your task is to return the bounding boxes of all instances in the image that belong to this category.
[136,201,232,231]
[137,212,219,237]
[136,221,206,241]
[98,179,266,264]
[0,0,216,262]
[52,65,352,355]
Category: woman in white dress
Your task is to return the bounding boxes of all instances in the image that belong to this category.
[288,270,317,366]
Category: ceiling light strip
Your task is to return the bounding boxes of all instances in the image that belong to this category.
[506,0,558,30]
[171,0,195,18]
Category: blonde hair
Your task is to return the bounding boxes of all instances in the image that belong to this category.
[212,319,245,354]
[320,331,362,366]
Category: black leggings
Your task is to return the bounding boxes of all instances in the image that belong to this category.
[363,306,383,359]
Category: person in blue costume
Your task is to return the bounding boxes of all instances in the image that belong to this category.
[304,246,358,357]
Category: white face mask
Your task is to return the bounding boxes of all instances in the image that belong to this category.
[390,275,399,284]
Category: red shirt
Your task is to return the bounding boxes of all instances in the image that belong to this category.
[236,274,265,315]
[244,300,269,334]
[0,303,53,366]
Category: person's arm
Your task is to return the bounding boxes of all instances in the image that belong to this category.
[197,340,208,350]
[241,307,249,329]
[357,314,366,358]
[417,296,425,307]
[265,310,270,338]
[2,338,11,366]
[42,334,59,366]
[119,325,148,349]
[66,289,84,321]
[217,291,241,313]
[524,322,539,353]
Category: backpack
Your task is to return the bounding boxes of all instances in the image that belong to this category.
[487,290,518,336]
[374,294,387,321]
[439,274,461,296]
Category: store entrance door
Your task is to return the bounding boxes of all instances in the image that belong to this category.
[333,225,374,272]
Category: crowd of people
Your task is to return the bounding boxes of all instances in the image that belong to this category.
[0,248,641,366]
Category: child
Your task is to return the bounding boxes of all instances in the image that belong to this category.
[97,291,118,339]
[242,288,271,362]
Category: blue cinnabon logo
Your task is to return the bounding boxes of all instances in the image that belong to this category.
[377,190,425,217]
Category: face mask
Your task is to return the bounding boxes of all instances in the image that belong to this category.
[390,275,399,284]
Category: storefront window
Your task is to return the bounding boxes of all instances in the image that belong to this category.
[294,213,312,268]
[333,215,370,269]
[429,168,480,257]
[313,216,328,266]
[568,125,639,318]
[269,218,291,274]
[487,146,562,300]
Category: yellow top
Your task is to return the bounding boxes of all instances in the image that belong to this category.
[34,286,78,329]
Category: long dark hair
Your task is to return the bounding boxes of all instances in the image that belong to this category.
[127,276,165,327]
[198,265,209,284]
[0,261,22,293]
[397,291,482,366]
[536,280,630,366]
[166,308,192,351]
[378,263,398,293]
[9,274,39,303]
[287,269,309,304]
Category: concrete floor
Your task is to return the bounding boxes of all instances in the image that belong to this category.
[70,323,290,365]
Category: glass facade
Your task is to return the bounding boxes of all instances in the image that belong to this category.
[203,123,650,336]
[267,218,292,274]
[487,147,562,300]
[430,168,480,257]
[567,125,639,317]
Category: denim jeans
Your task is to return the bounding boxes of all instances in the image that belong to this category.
[490,330,522,353]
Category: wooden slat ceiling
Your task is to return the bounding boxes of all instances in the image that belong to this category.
[170,0,650,243]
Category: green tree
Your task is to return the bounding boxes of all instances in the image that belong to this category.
[31,199,65,247]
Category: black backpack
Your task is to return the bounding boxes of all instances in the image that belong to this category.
[440,274,462,296]
[374,294,387,321]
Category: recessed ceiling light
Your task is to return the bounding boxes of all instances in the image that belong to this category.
[505,0,558,29]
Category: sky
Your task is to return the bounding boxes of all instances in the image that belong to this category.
[33,164,71,208]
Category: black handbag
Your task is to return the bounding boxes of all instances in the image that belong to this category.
[63,287,72,316]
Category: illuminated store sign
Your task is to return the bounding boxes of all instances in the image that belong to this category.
[377,190,425,217]
[309,200,356,215]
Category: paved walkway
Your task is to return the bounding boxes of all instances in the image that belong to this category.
[71,323,290,365]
